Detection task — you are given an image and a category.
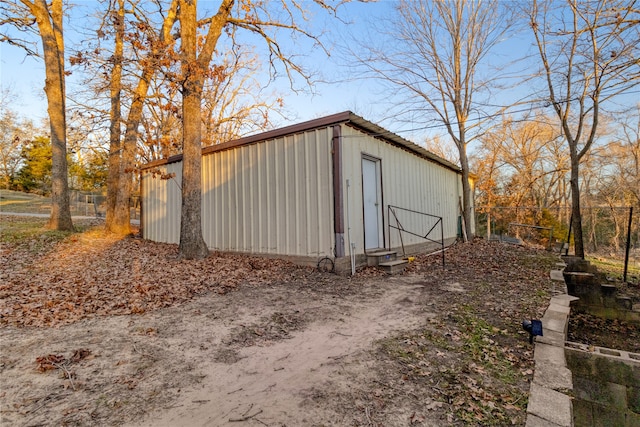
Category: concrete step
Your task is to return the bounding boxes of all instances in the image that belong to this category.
[563,271,596,285]
[367,250,397,266]
[379,259,408,275]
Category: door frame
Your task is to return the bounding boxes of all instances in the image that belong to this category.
[361,154,384,252]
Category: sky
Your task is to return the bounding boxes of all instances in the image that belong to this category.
[0,1,391,125]
[1,0,637,150]
[0,2,451,132]
[1,42,48,119]
[0,1,519,137]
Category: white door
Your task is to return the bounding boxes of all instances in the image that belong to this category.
[362,157,382,250]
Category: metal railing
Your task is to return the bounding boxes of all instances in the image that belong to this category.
[387,205,445,267]
[508,223,554,250]
[69,192,140,219]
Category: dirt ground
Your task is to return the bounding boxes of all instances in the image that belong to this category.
[2,273,430,426]
[1,216,562,426]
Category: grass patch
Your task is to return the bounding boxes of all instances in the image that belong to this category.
[378,327,453,364]
[0,216,99,251]
[519,252,559,271]
[377,309,526,425]
[0,217,76,255]
[588,256,640,280]
[455,306,519,385]
[0,189,52,214]
[4,218,56,237]
[1,189,109,217]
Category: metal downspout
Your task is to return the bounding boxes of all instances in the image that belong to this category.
[332,125,345,259]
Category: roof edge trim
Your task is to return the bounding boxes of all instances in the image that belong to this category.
[140,111,460,173]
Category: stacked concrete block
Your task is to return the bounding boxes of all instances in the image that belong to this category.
[566,342,640,427]
[526,294,578,427]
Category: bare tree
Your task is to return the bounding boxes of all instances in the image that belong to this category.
[68,0,292,240]
[616,106,640,206]
[175,0,340,258]
[470,131,502,238]
[67,0,180,234]
[0,93,37,189]
[473,114,574,240]
[201,48,283,146]
[137,45,281,162]
[488,116,568,208]
[528,0,640,258]
[139,76,183,161]
[1,0,73,230]
[105,0,125,231]
[349,0,514,241]
[575,115,640,253]
[579,108,640,250]
[422,135,460,166]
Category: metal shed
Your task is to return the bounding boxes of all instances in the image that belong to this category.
[141,111,472,270]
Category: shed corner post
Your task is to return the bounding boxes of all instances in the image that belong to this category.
[332,124,345,258]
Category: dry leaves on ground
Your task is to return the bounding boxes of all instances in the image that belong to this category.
[1,216,309,327]
[569,312,640,353]
[1,216,574,426]
[345,239,561,425]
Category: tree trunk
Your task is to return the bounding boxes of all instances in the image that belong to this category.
[108,1,178,235]
[569,157,585,258]
[179,82,209,259]
[178,0,209,259]
[588,205,597,252]
[458,144,474,241]
[608,204,620,250]
[105,0,124,231]
[111,130,134,235]
[112,84,149,235]
[28,0,73,231]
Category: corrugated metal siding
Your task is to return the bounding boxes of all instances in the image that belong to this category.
[143,127,335,258]
[340,126,462,255]
[142,162,182,244]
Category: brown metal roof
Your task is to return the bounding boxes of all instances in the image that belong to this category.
[142,111,461,173]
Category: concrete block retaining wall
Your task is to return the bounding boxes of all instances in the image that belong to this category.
[566,342,640,427]
[526,293,577,427]
[526,266,640,427]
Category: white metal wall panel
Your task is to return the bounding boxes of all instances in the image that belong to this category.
[142,162,182,244]
[340,125,462,255]
[145,127,334,258]
[142,120,464,260]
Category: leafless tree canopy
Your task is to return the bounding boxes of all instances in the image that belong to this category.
[349,0,514,240]
[529,0,640,257]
